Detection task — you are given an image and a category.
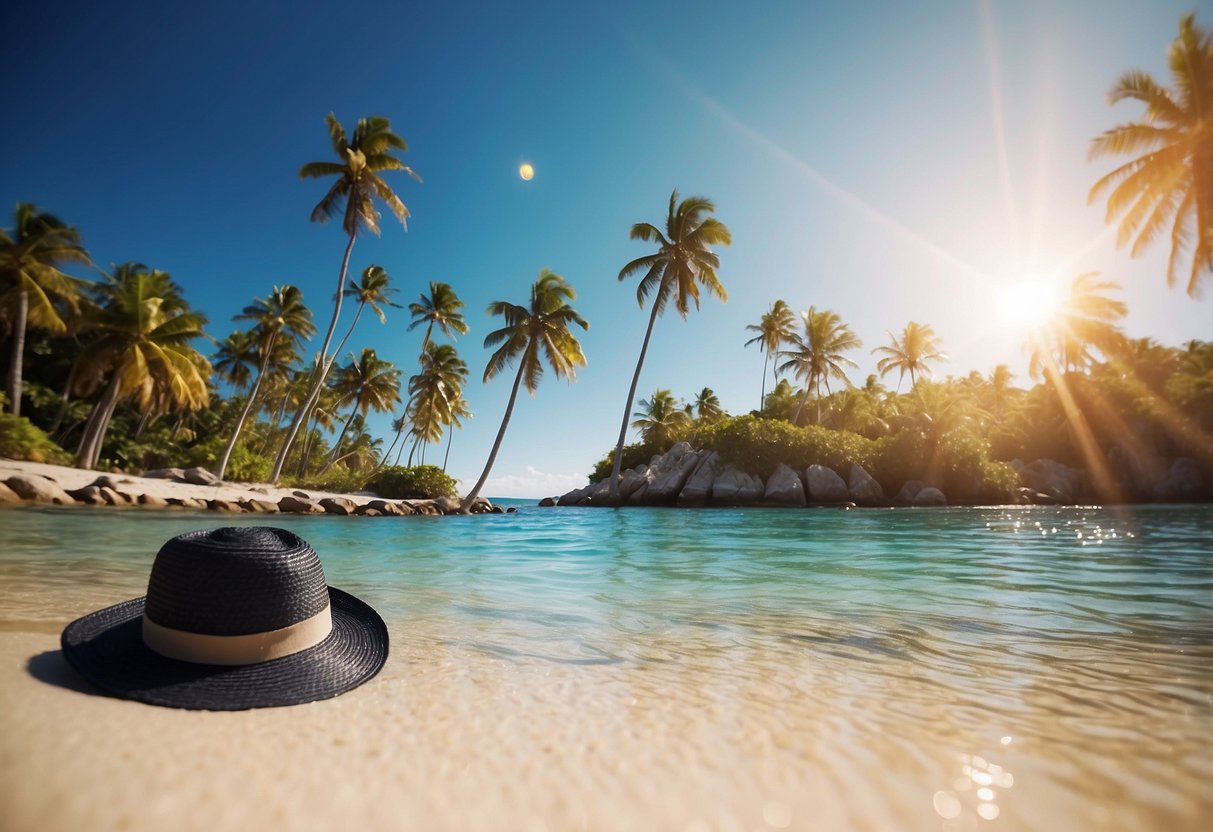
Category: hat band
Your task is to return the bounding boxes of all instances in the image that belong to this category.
[141,603,333,666]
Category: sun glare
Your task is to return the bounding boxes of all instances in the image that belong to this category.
[997,279,1059,328]
[519,162,534,181]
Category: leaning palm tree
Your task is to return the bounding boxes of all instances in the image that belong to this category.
[270,114,419,482]
[405,342,468,465]
[1028,273,1127,379]
[461,269,588,511]
[744,299,796,409]
[408,281,469,354]
[71,264,210,469]
[333,264,400,357]
[609,191,731,500]
[214,285,315,479]
[322,348,401,471]
[632,388,690,447]
[777,306,862,424]
[872,321,947,392]
[0,204,91,417]
[1089,13,1213,296]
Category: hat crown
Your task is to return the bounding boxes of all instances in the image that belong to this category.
[144,527,329,636]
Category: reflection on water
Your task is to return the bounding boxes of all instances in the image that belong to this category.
[2,504,1211,829]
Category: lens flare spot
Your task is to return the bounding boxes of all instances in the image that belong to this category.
[519,163,535,181]
[933,791,962,819]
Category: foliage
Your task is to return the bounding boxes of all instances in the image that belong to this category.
[692,415,874,479]
[589,442,658,483]
[366,465,458,499]
[0,394,70,463]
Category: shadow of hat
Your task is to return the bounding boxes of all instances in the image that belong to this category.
[60,526,388,710]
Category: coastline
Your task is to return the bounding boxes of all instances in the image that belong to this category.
[0,457,499,516]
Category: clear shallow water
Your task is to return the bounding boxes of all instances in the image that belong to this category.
[2,503,1211,830]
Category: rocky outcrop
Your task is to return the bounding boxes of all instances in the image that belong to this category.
[319,497,357,516]
[644,443,702,504]
[538,496,557,507]
[806,464,848,504]
[710,465,765,506]
[913,487,947,507]
[1153,458,1206,502]
[1014,458,1086,504]
[763,464,806,507]
[0,481,21,504]
[847,465,885,506]
[5,474,74,505]
[677,452,719,506]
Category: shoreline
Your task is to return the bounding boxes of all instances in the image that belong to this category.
[0,457,502,516]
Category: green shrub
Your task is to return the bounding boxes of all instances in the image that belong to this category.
[588,442,658,483]
[0,406,72,464]
[366,465,458,500]
[694,415,874,478]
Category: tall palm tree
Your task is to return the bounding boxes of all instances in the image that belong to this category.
[1028,273,1127,378]
[777,306,862,424]
[71,264,210,469]
[872,321,947,392]
[461,269,588,511]
[744,299,796,409]
[405,342,468,465]
[332,264,400,358]
[213,329,259,393]
[322,348,401,471]
[692,386,724,422]
[214,285,315,479]
[441,390,472,472]
[270,114,419,482]
[408,281,469,354]
[0,204,90,417]
[1089,13,1213,296]
[609,191,731,500]
[632,388,690,446]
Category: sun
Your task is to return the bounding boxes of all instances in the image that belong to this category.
[519,162,534,181]
[997,279,1060,328]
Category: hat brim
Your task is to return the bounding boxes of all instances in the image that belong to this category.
[60,587,388,711]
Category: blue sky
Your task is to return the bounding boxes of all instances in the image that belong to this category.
[2,0,1207,497]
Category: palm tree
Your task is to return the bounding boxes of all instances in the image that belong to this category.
[71,264,210,469]
[744,299,796,409]
[213,330,259,393]
[270,114,419,483]
[632,388,690,447]
[692,387,724,422]
[322,348,401,471]
[1028,273,1127,379]
[609,191,731,500]
[872,321,947,392]
[461,269,588,511]
[1089,13,1213,296]
[0,204,90,417]
[777,306,862,424]
[408,281,469,353]
[333,265,400,357]
[405,342,468,465]
[214,285,315,479]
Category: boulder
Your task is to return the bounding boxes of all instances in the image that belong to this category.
[67,485,106,505]
[170,496,210,510]
[1018,458,1083,504]
[710,465,764,506]
[242,499,280,513]
[207,498,245,512]
[805,464,848,504]
[138,493,169,508]
[88,475,129,492]
[291,490,311,499]
[358,507,384,517]
[181,467,221,486]
[395,502,417,516]
[1152,458,1206,502]
[583,479,614,505]
[617,465,650,502]
[142,467,186,481]
[912,487,947,507]
[677,452,719,506]
[847,465,885,506]
[278,495,322,514]
[645,444,702,504]
[364,499,407,516]
[557,484,592,507]
[5,474,74,505]
[538,497,557,507]
[319,497,357,516]
[763,463,806,507]
[895,479,927,504]
[0,481,20,504]
[412,502,441,516]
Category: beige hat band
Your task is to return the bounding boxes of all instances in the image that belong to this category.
[142,604,333,666]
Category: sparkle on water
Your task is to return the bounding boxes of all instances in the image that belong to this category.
[2,503,1210,829]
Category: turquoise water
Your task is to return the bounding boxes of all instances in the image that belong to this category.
[2,503,1211,829]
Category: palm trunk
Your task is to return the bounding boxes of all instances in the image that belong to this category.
[442,425,454,471]
[214,331,278,479]
[269,232,356,483]
[321,405,360,472]
[460,359,526,512]
[6,287,28,417]
[759,351,769,412]
[76,373,122,469]
[608,294,664,503]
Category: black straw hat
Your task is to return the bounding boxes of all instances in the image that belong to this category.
[60,526,388,710]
